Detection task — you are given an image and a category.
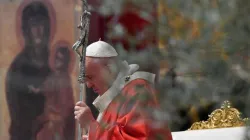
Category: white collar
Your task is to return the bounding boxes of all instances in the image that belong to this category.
[93,61,138,112]
[92,61,155,113]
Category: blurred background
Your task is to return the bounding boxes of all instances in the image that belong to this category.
[1,0,250,139]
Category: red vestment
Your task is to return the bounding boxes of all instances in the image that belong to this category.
[86,77,172,140]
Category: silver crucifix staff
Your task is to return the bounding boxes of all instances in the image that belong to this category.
[72,0,91,139]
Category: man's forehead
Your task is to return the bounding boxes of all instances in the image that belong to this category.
[85,57,103,72]
[86,57,102,65]
[84,58,103,78]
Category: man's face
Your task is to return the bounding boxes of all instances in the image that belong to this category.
[85,57,112,95]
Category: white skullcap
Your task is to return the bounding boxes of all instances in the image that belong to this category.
[86,40,118,57]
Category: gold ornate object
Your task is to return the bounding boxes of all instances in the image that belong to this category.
[188,100,249,130]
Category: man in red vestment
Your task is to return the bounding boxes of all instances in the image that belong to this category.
[74,41,172,140]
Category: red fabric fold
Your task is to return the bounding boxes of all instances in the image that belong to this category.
[87,79,172,140]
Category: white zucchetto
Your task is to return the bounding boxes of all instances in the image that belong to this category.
[86,40,118,57]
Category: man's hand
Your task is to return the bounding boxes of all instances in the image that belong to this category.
[74,101,95,129]
[82,135,88,140]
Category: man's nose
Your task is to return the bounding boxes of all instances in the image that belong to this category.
[86,81,93,88]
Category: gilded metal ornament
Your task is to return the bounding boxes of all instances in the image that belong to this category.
[188,100,249,130]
